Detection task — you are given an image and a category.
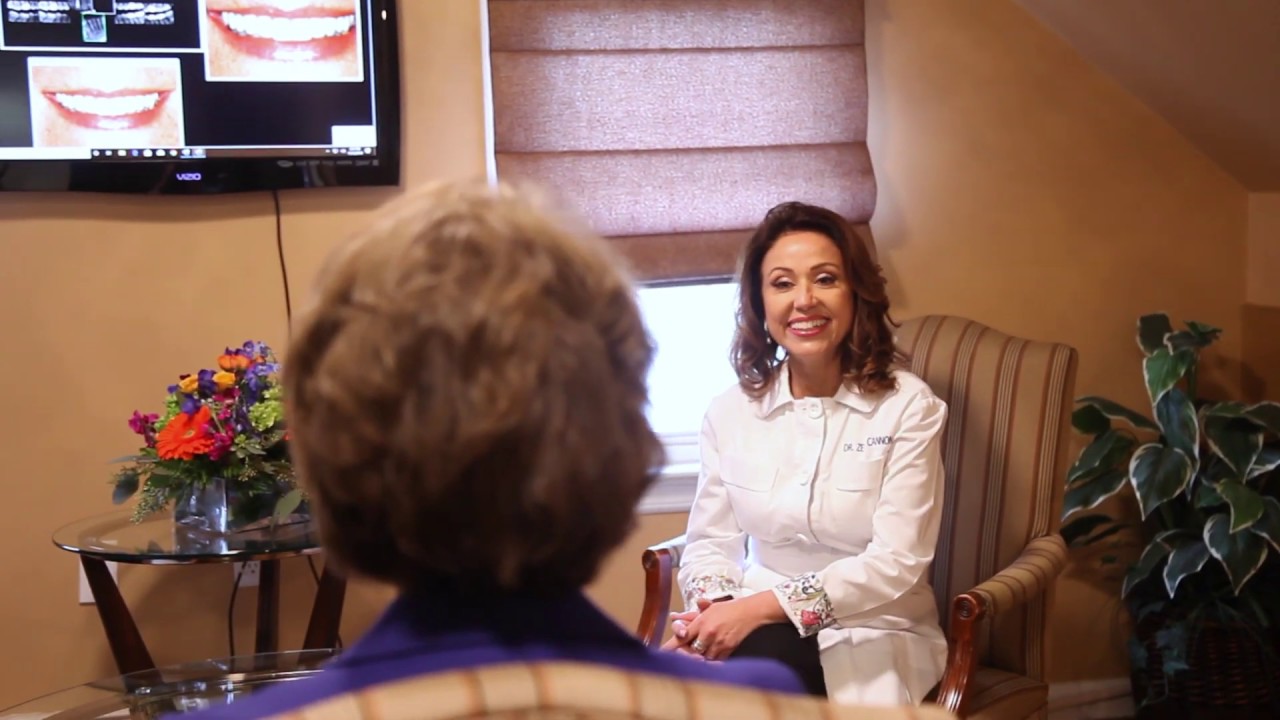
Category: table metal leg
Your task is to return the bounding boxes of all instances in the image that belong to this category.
[81,556,155,675]
[302,562,347,650]
[254,559,280,655]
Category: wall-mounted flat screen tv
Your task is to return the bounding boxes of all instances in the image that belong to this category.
[0,0,400,194]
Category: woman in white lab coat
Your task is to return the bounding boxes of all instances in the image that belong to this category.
[663,201,949,706]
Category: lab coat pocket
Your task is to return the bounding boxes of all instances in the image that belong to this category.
[720,456,777,531]
[823,455,886,543]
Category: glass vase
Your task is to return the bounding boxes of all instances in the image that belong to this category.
[173,478,302,536]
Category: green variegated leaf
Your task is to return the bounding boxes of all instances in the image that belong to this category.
[1195,481,1225,509]
[1068,431,1136,484]
[1138,313,1174,356]
[1123,541,1172,598]
[1155,387,1199,462]
[1129,444,1193,518]
[1244,402,1280,435]
[1204,415,1263,479]
[1250,497,1280,552]
[1204,514,1269,595]
[1247,446,1280,480]
[1186,321,1223,344]
[1204,401,1248,418]
[1163,540,1211,598]
[1072,404,1111,435]
[1064,468,1128,517]
[1060,514,1113,545]
[1164,330,1203,353]
[1075,396,1159,433]
[1216,481,1266,532]
[1144,349,1194,406]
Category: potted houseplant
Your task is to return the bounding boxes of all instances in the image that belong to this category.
[1061,313,1280,717]
[111,340,303,534]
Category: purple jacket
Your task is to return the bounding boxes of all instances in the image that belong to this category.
[179,585,804,718]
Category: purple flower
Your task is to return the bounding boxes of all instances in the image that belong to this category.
[197,369,217,396]
[180,395,201,415]
[128,411,159,446]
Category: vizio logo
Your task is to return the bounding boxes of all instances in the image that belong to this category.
[175,172,202,181]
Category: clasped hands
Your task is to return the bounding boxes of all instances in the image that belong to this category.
[660,591,785,661]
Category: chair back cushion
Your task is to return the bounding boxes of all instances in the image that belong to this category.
[268,661,957,719]
[897,315,1077,678]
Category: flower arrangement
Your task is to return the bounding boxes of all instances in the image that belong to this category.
[112,340,301,528]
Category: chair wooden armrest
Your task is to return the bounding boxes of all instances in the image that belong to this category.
[636,534,686,646]
[933,534,1068,716]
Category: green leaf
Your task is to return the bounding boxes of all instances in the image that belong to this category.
[1067,431,1136,484]
[1137,313,1174,356]
[273,488,304,522]
[1250,497,1280,552]
[1186,321,1223,344]
[1123,541,1172,598]
[1164,330,1205,353]
[1247,446,1280,480]
[1129,444,1194,518]
[1064,468,1128,516]
[1144,348,1194,406]
[1216,481,1266,532]
[1204,415,1263,479]
[1075,396,1159,433]
[1163,539,1211,598]
[1154,387,1199,462]
[1060,514,1113,545]
[1195,481,1225,509]
[1204,514,1269,594]
[1072,404,1111,435]
[112,472,139,505]
[1244,402,1280,435]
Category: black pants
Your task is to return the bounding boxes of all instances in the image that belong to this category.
[729,622,827,697]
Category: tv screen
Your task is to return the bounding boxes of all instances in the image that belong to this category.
[0,0,401,194]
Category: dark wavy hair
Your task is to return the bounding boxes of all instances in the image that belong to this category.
[731,201,903,399]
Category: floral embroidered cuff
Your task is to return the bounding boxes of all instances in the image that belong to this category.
[773,572,835,637]
[683,573,741,609]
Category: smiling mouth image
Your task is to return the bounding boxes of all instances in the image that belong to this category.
[208,5,357,62]
[44,89,173,130]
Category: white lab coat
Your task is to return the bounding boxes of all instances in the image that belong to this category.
[678,365,949,706]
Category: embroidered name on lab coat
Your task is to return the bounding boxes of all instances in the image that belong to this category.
[844,435,893,452]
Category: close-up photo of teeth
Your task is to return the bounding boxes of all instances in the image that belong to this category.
[49,90,163,117]
[218,11,353,42]
[6,0,72,24]
[112,1,174,25]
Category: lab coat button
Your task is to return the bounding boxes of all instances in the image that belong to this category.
[796,533,811,543]
[807,404,822,419]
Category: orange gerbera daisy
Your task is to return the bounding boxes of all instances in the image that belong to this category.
[155,406,215,460]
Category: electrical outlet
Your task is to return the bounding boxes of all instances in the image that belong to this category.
[79,561,118,605]
[234,561,261,588]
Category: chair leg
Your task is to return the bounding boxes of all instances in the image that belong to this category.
[635,547,674,647]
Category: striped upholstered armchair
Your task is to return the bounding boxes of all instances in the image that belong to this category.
[636,315,1078,719]
[267,661,957,719]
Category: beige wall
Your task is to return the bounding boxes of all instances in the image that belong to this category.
[1243,194,1280,399]
[0,0,1254,707]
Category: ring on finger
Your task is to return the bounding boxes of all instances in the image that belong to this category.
[690,638,707,654]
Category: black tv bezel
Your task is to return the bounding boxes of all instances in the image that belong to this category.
[0,0,402,195]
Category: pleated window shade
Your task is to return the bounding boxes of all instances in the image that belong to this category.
[488,0,874,283]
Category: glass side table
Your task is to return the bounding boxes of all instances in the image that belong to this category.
[52,510,347,676]
[0,649,339,719]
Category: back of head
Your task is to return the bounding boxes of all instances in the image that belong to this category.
[284,180,663,593]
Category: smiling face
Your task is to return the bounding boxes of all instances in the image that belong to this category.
[28,58,183,148]
[204,0,362,81]
[760,230,855,377]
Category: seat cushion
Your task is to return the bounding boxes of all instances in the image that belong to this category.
[964,666,1047,720]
